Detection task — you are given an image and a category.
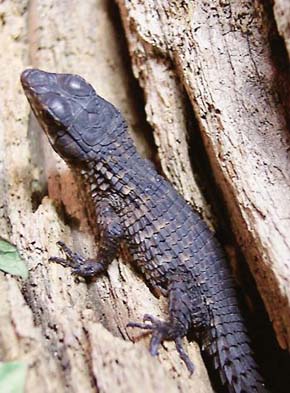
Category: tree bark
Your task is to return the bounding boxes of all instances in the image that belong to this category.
[116,0,290,351]
[1,1,290,392]
[274,0,290,60]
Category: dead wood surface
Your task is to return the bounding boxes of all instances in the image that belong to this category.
[274,0,290,59]
[0,1,212,392]
[116,0,290,351]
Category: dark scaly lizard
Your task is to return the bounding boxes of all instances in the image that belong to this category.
[21,68,268,393]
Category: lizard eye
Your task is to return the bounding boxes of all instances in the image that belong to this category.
[49,96,68,118]
[41,94,71,125]
[45,95,70,121]
[62,75,91,97]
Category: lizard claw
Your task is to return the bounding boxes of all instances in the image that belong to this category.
[175,337,195,374]
[49,241,85,268]
[127,314,194,374]
[127,314,168,356]
[49,241,106,278]
[127,313,163,332]
[143,314,160,324]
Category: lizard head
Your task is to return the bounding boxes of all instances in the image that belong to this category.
[21,68,125,167]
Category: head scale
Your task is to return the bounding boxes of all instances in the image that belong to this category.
[21,68,126,166]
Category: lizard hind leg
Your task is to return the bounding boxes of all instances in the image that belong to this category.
[127,314,194,373]
[127,277,202,373]
[127,314,195,374]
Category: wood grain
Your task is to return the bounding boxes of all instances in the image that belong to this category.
[274,0,290,59]
[116,0,290,350]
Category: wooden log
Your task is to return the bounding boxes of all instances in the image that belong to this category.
[0,0,212,392]
[116,0,290,350]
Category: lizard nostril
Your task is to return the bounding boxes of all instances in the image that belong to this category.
[20,68,51,88]
[20,68,35,84]
[20,68,33,87]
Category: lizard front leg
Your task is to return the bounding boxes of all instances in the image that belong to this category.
[50,199,124,277]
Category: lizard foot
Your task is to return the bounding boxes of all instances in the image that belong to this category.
[49,241,106,277]
[127,314,194,374]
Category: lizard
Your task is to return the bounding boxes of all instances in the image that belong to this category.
[21,68,268,393]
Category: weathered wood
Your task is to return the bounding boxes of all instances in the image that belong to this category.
[116,0,290,350]
[274,0,290,59]
[0,0,212,392]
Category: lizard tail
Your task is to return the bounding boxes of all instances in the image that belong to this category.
[205,317,268,393]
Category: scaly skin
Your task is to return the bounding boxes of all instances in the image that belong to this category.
[21,68,268,392]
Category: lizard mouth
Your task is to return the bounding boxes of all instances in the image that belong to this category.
[21,69,49,125]
[20,68,33,88]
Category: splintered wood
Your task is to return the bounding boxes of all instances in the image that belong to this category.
[274,0,290,60]
[116,0,290,350]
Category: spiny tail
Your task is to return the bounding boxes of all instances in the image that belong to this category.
[205,313,269,392]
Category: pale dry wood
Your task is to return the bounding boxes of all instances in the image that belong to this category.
[116,0,290,349]
[273,0,290,59]
[0,0,212,392]
[114,3,212,221]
